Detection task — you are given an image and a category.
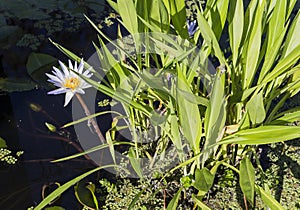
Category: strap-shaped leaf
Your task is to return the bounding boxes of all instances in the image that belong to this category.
[117,0,138,34]
[220,125,300,145]
[240,156,255,205]
[228,0,244,67]
[246,91,266,125]
[255,186,284,210]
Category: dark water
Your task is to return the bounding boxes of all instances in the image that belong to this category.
[0,1,117,209]
[0,90,96,209]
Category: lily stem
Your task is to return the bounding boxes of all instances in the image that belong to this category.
[75,93,106,143]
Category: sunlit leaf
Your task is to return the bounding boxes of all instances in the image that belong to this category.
[256,186,284,210]
[240,156,255,204]
[117,0,138,34]
[246,91,266,125]
[128,147,143,178]
[193,168,214,195]
[166,186,183,210]
[220,126,300,145]
[228,0,244,67]
[192,194,211,210]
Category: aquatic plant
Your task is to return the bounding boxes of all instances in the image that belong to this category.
[36,0,300,209]
[46,59,93,107]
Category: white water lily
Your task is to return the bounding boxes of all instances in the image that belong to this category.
[46,59,93,107]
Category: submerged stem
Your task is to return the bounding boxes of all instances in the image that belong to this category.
[75,93,106,143]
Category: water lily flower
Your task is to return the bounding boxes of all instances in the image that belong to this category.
[46,59,93,107]
[187,20,198,36]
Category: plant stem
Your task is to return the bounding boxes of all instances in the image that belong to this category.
[75,93,106,143]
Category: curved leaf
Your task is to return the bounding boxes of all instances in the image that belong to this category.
[240,156,255,205]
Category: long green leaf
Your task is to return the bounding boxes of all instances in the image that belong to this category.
[228,0,244,67]
[269,110,300,125]
[148,0,170,33]
[246,91,266,125]
[177,89,209,106]
[220,126,300,145]
[255,186,284,210]
[117,0,138,34]
[203,70,226,162]
[51,141,134,163]
[177,64,202,153]
[239,156,255,205]
[258,0,287,82]
[195,4,226,65]
[192,194,211,210]
[128,147,143,178]
[163,0,188,38]
[243,0,265,89]
[62,111,122,128]
[262,45,300,84]
[34,165,122,210]
[166,187,183,210]
[207,0,229,40]
[282,10,300,58]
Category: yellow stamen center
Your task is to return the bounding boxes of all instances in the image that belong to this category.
[64,77,80,90]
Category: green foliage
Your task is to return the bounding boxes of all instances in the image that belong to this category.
[0,137,23,165]
[0,78,37,92]
[0,137,7,148]
[99,178,164,210]
[239,156,255,205]
[38,0,300,209]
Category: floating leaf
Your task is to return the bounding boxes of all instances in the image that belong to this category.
[34,165,121,210]
[0,78,36,92]
[0,137,7,148]
[75,181,99,210]
[26,53,57,88]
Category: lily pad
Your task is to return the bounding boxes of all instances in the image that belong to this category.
[75,180,99,209]
[26,53,57,87]
[0,0,49,20]
[0,16,6,27]
[0,137,7,148]
[0,25,22,48]
[0,78,36,92]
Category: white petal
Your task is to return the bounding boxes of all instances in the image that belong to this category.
[82,84,92,89]
[64,91,74,107]
[48,87,67,95]
[74,60,78,71]
[68,60,73,70]
[59,60,69,76]
[47,80,63,87]
[46,73,62,83]
[76,88,85,94]
[78,59,84,74]
[83,70,93,77]
[52,67,65,80]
